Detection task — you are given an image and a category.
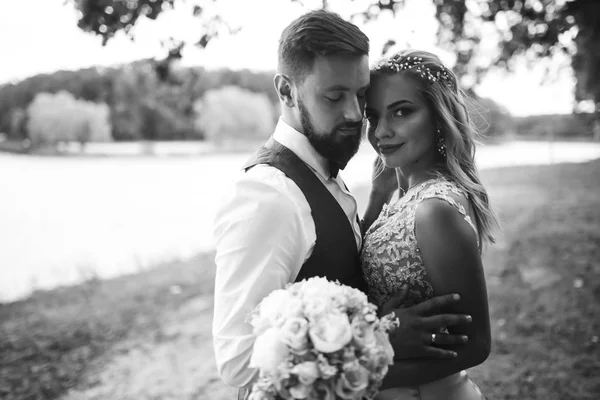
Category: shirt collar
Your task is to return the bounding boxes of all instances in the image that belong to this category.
[272,117,333,180]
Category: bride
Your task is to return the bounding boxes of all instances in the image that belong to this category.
[361,49,499,400]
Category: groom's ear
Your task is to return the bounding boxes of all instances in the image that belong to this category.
[274,74,295,108]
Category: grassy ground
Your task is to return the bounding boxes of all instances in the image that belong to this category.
[1,160,599,400]
[0,254,223,400]
[468,160,600,399]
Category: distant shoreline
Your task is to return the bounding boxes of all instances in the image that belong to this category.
[0,135,596,158]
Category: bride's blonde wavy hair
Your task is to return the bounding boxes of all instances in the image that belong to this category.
[371,49,499,245]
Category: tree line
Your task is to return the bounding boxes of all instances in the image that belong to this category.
[1,58,593,148]
[0,61,279,144]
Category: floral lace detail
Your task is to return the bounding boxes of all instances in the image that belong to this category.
[360,178,478,309]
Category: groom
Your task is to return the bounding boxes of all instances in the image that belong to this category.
[212,10,471,397]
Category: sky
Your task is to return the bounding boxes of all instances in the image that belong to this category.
[0,0,577,116]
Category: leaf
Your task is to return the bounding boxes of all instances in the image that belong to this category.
[196,34,210,48]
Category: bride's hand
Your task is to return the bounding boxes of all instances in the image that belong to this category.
[362,157,404,233]
[371,157,399,199]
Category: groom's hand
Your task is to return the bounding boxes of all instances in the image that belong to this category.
[382,285,472,360]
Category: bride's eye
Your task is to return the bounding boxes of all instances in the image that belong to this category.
[394,107,413,117]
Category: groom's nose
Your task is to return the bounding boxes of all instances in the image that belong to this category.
[343,96,364,122]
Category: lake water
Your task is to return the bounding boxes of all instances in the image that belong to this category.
[1,140,599,302]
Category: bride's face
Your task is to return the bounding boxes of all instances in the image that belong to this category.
[365,73,437,171]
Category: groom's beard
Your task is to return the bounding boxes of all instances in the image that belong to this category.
[298,98,362,168]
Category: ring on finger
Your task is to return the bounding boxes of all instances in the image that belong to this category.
[431,333,436,344]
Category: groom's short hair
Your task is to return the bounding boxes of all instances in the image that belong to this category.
[278,10,369,82]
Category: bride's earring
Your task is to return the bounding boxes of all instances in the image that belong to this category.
[436,129,446,157]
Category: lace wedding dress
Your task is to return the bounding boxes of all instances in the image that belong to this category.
[361,178,485,400]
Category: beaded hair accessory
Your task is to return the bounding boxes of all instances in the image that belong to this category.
[373,54,456,91]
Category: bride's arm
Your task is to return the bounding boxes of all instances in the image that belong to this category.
[381,198,491,389]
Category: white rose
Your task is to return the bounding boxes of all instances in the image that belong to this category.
[280,317,310,354]
[252,290,304,335]
[310,381,336,400]
[350,317,376,348]
[299,277,341,300]
[291,361,320,386]
[334,366,369,399]
[287,297,304,318]
[249,327,290,374]
[289,383,311,399]
[309,312,353,353]
[374,329,395,363]
[248,389,271,400]
[302,295,330,320]
[250,314,274,337]
[340,286,368,310]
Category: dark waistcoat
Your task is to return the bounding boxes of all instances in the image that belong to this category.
[243,138,366,290]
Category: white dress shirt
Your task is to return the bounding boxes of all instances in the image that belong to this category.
[212,118,362,387]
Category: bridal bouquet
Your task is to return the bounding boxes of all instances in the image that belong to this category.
[247,277,398,400]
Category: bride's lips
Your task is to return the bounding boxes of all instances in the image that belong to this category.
[378,143,404,155]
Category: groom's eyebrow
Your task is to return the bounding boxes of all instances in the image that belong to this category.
[324,84,350,91]
[324,84,370,92]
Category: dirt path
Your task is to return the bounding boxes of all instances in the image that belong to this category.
[60,295,236,400]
